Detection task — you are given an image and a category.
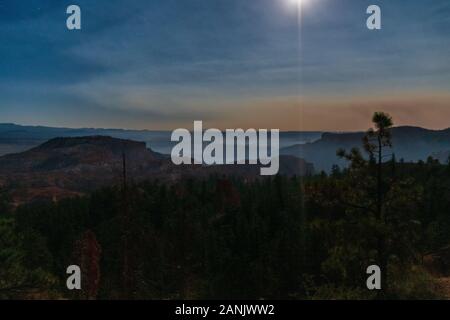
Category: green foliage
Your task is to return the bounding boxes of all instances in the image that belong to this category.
[5,162,447,300]
[1,113,449,300]
[388,266,439,300]
[0,218,57,299]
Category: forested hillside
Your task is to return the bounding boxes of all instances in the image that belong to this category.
[0,113,449,299]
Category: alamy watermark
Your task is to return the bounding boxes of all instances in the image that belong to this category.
[65,4,382,32]
[171,121,280,176]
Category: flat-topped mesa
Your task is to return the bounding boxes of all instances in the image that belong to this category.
[0,136,167,205]
[0,134,314,205]
[0,136,160,174]
[36,136,147,153]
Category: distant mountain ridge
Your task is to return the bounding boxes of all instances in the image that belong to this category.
[0,123,173,156]
[2,123,449,175]
[0,135,314,205]
[281,126,450,172]
[0,123,323,156]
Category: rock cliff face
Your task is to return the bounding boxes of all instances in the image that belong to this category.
[0,136,165,205]
[0,136,162,173]
[0,136,314,205]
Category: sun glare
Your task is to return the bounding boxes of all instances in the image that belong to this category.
[288,0,306,6]
[284,0,309,13]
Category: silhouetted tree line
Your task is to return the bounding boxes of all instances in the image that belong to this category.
[1,113,449,299]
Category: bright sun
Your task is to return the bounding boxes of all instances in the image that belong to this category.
[286,0,308,9]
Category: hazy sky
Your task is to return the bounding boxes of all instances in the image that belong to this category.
[1,0,449,130]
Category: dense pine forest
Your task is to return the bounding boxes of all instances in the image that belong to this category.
[1,113,450,299]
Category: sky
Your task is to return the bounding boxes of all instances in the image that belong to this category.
[0,0,449,131]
